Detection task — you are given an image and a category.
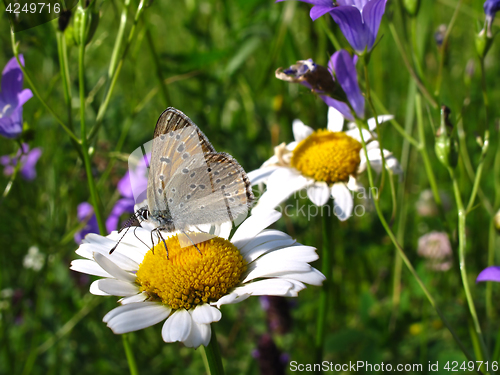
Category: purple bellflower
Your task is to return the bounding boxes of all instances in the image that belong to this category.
[0,56,33,139]
[477,266,500,283]
[276,0,387,53]
[74,202,100,244]
[276,50,364,121]
[484,0,500,37]
[105,163,148,233]
[1,143,42,181]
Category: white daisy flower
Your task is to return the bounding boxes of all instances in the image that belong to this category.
[248,107,402,221]
[70,210,324,348]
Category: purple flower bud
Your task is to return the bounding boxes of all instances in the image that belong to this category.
[1,143,42,181]
[74,202,100,244]
[0,56,33,139]
[253,334,286,375]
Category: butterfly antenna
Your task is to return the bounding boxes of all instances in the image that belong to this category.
[181,231,202,256]
[110,225,133,254]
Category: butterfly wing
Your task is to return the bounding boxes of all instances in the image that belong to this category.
[163,152,254,229]
[153,108,216,155]
[147,126,206,217]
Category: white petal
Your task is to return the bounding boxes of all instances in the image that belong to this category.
[307,182,331,206]
[77,244,140,273]
[103,302,171,334]
[191,304,222,324]
[345,127,372,143]
[252,168,309,214]
[292,119,313,142]
[242,260,311,283]
[367,115,394,130]
[96,279,139,296]
[90,280,111,295]
[213,292,251,308]
[248,166,280,186]
[385,154,403,175]
[216,221,233,240]
[233,279,295,296]
[119,293,148,304]
[93,253,136,282]
[279,268,326,286]
[183,319,211,348]
[239,229,293,254]
[243,237,297,263]
[253,245,319,264]
[70,259,111,278]
[161,309,192,343]
[327,107,345,132]
[331,183,353,221]
[231,210,281,249]
[347,176,364,192]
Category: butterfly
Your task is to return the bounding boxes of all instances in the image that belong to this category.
[112,108,254,254]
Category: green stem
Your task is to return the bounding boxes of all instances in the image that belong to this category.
[367,89,420,148]
[479,58,489,135]
[200,326,225,375]
[122,334,139,375]
[457,119,494,216]
[315,201,333,372]
[466,131,489,214]
[388,22,438,109]
[10,31,80,144]
[78,4,106,235]
[390,79,416,331]
[145,26,171,105]
[108,0,131,78]
[415,95,450,233]
[0,148,23,206]
[89,0,146,141]
[55,30,73,130]
[449,167,489,364]
[320,16,342,51]
[434,0,463,97]
[354,117,478,367]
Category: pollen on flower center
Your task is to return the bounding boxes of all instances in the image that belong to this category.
[136,234,247,310]
[291,129,362,184]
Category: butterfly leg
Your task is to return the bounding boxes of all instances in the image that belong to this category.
[156,230,169,259]
[181,231,202,256]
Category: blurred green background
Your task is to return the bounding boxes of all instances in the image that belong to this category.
[1,0,500,373]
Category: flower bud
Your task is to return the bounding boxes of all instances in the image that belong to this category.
[435,106,458,169]
[73,6,99,45]
[476,28,493,58]
[494,210,500,233]
[403,0,420,16]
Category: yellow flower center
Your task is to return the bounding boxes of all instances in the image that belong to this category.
[291,130,362,184]
[136,234,247,310]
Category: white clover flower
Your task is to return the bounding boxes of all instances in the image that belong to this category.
[70,210,324,348]
[23,246,45,271]
[248,107,402,221]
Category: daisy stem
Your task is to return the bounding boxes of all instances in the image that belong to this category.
[314,200,333,369]
[354,117,479,368]
[122,334,139,375]
[78,2,107,235]
[200,326,225,375]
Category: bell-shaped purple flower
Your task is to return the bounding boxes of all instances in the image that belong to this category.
[483,0,500,37]
[476,266,500,283]
[1,143,42,181]
[105,163,148,233]
[74,202,100,244]
[0,56,33,139]
[321,50,365,120]
[276,0,387,53]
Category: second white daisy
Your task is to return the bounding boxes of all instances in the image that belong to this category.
[248,107,402,221]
